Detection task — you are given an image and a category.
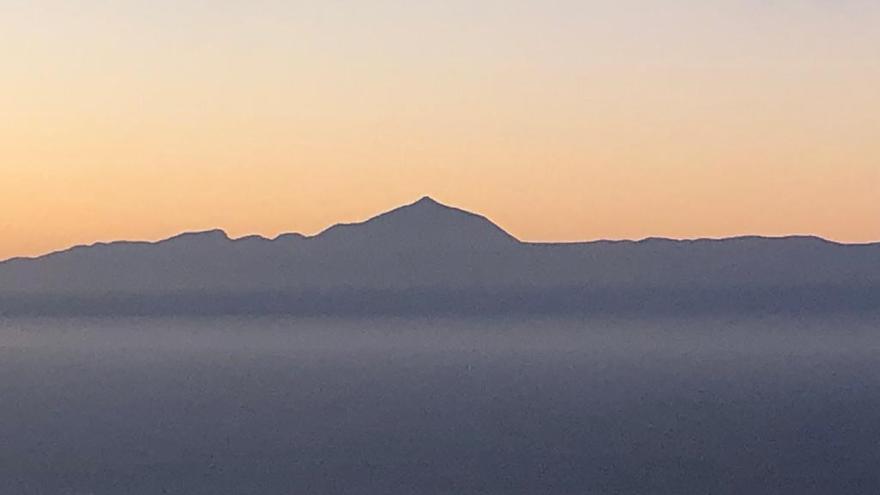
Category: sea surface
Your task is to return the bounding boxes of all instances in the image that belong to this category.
[1,315,879,494]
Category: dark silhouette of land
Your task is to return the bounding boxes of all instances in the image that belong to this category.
[1,197,878,316]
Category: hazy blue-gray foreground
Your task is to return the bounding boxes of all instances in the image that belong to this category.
[2,315,879,494]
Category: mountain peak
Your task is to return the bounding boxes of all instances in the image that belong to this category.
[414,195,441,206]
[397,195,450,212]
[313,197,518,249]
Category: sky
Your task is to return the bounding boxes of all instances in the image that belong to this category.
[1,0,878,260]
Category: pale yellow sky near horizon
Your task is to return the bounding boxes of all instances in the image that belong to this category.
[2,0,879,260]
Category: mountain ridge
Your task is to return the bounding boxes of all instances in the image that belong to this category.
[2,196,875,265]
[1,196,878,316]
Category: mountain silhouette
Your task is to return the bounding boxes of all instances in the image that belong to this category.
[312,197,517,251]
[1,197,878,316]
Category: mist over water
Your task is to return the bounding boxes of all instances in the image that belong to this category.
[2,315,879,494]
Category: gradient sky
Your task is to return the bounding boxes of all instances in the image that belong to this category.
[2,0,878,260]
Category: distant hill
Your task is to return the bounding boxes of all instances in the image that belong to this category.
[1,197,878,316]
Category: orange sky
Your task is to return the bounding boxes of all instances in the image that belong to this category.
[2,1,879,260]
